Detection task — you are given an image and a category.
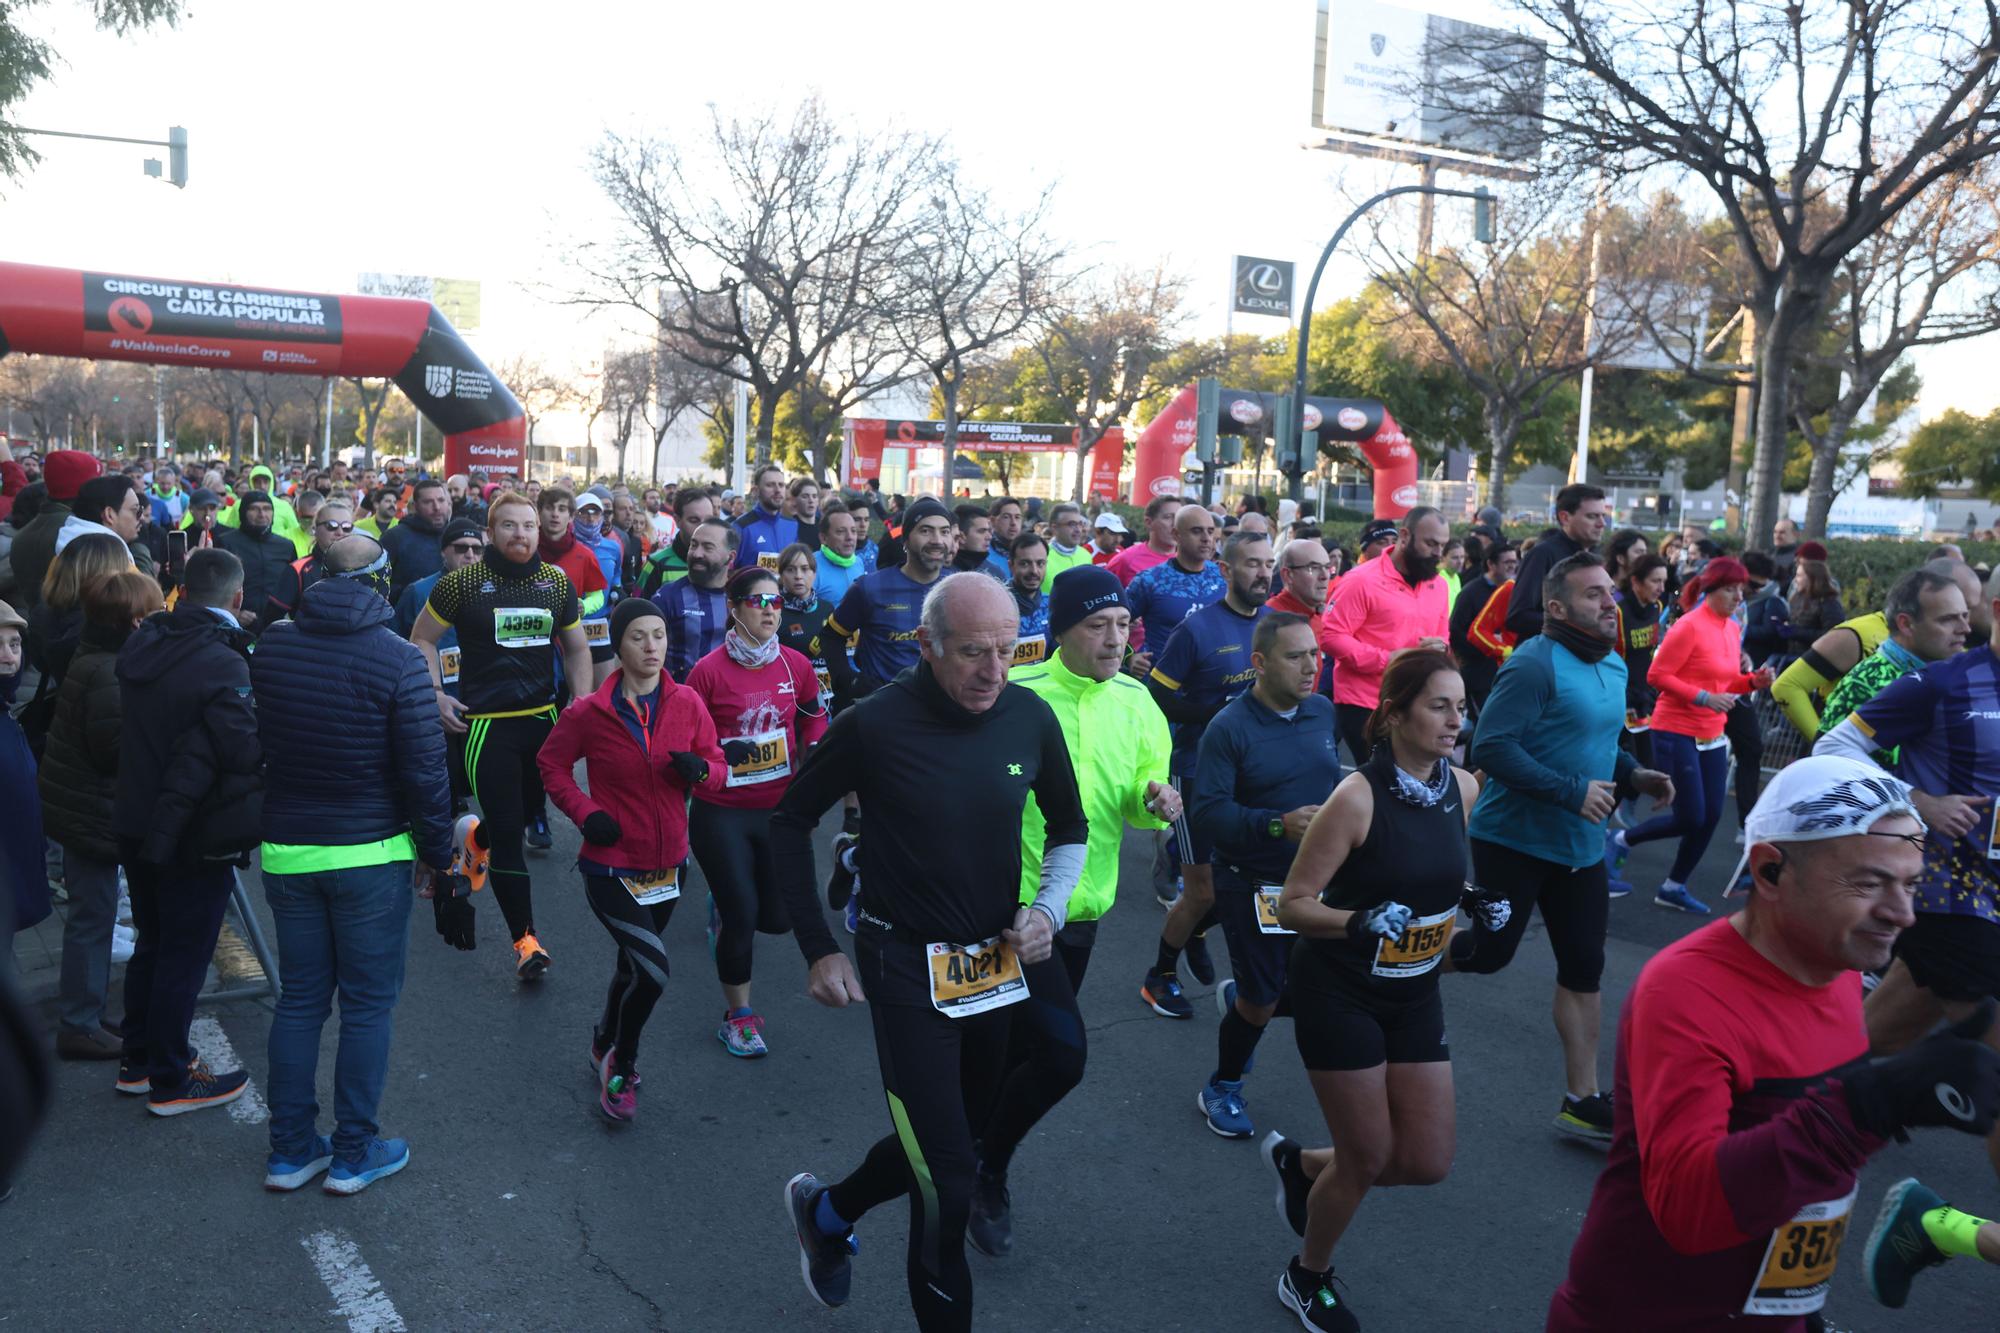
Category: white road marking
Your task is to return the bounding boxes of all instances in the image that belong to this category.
[187,1015,267,1124]
[302,1230,407,1333]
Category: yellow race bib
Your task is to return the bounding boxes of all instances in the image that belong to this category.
[439,647,461,686]
[927,937,1029,1018]
[619,867,680,906]
[1743,1187,1855,1317]
[725,729,792,788]
[1255,886,1295,936]
[1372,907,1455,979]
[583,619,610,645]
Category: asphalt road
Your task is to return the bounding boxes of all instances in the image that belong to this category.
[3,811,1994,1332]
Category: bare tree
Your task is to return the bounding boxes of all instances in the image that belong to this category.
[577,96,942,468]
[1441,0,2000,542]
[889,167,1063,493]
[1362,183,1650,508]
[342,377,395,470]
[196,370,256,469]
[498,354,579,474]
[645,325,725,483]
[596,347,652,482]
[793,319,921,488]
[1032,264,1190,502]
[1791,157,2000,535]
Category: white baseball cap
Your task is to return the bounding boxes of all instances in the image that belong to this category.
[1093,513,1127,534]
[1743,754,1925,846]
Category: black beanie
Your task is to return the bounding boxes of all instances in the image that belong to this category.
[610,597,665,652]
[1048,564,1126,638]
[901,496,952,533]
[439,517,483,549]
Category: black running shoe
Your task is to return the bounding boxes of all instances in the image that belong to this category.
[967,1169,1012,1258]
[1262,1132,1311,1238]
[1182,931,1216,987]
[1279,1258,1359,1332]
[1555,1091,1615,1143]
[784,1172,856,1308]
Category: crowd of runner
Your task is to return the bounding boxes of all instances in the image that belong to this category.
[5,439,2000,1331]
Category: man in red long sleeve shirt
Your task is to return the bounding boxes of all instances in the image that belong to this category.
[1549,755,2000,1331]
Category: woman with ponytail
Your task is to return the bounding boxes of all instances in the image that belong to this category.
[1603,557,1774,913]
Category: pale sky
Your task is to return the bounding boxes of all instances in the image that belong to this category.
[4,0,1993,434]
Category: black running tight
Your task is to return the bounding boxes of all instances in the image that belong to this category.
[583,874,677,1067]
[687,800,789,988]
[463,710,554,943]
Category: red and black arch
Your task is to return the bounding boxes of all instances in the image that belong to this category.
[0,261,525,474]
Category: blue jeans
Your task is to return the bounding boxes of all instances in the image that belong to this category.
[1624,730,1730,883]
[262,861,412,1158]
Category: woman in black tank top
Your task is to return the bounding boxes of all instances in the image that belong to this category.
[1265,650,1510,1333]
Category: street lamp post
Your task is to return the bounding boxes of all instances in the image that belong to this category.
[1287,183,1491,503]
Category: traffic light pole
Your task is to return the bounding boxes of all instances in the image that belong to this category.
[1289,182,1489,502]
[12,124,187,186]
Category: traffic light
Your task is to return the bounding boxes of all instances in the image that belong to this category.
[1194,377,1218,464]
[1272,394,1301,473]
[1473,186,1493,244]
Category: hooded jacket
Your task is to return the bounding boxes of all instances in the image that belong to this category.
[38,618,133,861]
[251,577,453,864]
[8,500,71,612]
[382,512,445,602]
[114,602,263,866]
[536,668,727,872]
[218,520,301,627]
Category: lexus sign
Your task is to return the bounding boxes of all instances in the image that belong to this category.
[1232,256,1294,318]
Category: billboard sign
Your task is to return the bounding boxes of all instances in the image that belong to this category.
[1318,1,1546,162]
[1232,257,1295,318]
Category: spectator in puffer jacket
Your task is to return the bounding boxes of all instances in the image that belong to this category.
[249,534,452,1193]
[38,573,161,1061]
[114,547,262,1116]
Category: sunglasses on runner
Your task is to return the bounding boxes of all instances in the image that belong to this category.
[446,541,483,555]
[318,520,355,533]
[734,592,783,610]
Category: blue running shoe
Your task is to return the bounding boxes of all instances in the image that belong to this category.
[264,1135,334,1192]
[1602,826,1628,872]
[785,1172,857,1308]
[1866,1177,1950,1310]
[1199,1076,1254,1138]
[1215,977,1239,1020]
[525,815,552,852]
[324,1137,409,1196]
[1140,968,1192,1020]
[1653,884,1712,915]
[844,896,859,935]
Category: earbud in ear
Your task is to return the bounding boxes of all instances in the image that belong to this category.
[1758,860,1782,885]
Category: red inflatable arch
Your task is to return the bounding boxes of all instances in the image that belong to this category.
[0,261,525,475]
[1128,383,1421,518]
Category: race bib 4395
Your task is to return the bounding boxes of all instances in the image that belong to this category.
[494,607,554,649]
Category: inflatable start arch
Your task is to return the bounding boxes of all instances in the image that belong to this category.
[0,261,525,475]
[1128,383,1421,518]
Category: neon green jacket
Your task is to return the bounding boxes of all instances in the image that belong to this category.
[212,466,310,555]
[1012,648,1171,922]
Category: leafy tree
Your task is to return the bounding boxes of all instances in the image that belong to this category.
[1898,407,2000,501]
[0,2,182,180]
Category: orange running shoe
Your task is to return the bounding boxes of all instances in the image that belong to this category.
[513,933,550,982]
[452,814,489,893]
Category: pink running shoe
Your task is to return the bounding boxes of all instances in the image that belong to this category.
[598,1050,637,1123]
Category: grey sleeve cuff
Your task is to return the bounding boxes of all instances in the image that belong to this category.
[1030,840,1087,935]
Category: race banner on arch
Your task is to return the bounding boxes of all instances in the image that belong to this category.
[0,262,524,476]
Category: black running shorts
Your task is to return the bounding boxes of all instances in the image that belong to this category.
[1289,942,1448,1072]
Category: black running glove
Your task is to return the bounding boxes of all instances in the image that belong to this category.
[432,873,476,951]
[1842,998,2000,1141]
[1460,883,1512,933]
[720,737,757,767]
[1353,901,1413,946]
[582,811,622,847]
[668,751,709,786]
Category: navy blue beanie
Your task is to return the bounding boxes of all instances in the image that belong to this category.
[1048,564,1126,638]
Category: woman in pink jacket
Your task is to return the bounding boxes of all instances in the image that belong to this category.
[538,598,727,1123]
[1604,557,1774,914]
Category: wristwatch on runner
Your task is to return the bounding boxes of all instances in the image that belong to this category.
[1267,817,1284,840]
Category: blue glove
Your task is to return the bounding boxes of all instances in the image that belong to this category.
[1355,901,1414,945]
